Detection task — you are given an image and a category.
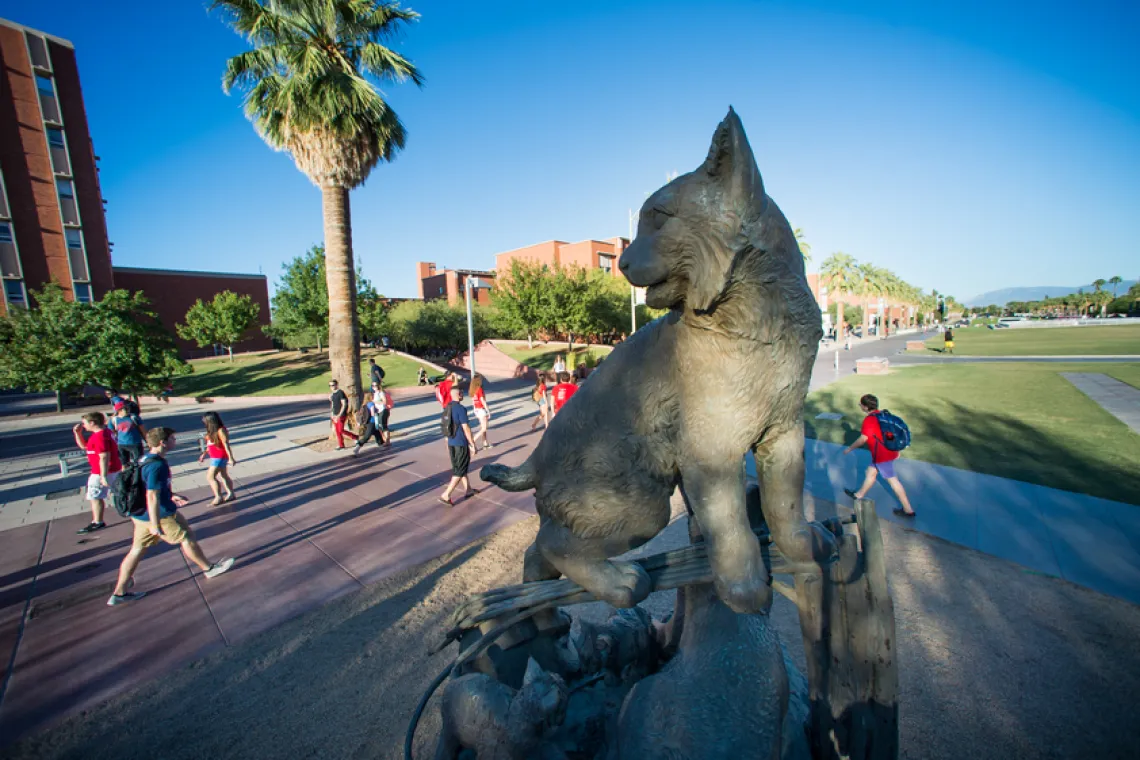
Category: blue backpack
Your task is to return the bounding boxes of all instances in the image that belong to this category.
[876,410,911,452]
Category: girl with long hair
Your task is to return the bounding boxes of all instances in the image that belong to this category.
[530,373,549,430]
[470,374,493,450]
[198,412,236,506]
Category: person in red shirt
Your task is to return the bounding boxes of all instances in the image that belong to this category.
[842,394,916,517]
[469,373,494,450]
[72,411,124,534]
[435,372,457,408]
[551,372,578,416]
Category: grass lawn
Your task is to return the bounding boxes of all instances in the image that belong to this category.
[804,362,1140,505]
[497,343,612,371]
[921,324,1140,355]
[1103,364,1140,390]
[174,349,423,397]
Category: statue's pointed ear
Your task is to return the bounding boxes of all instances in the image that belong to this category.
[702,107,766,218]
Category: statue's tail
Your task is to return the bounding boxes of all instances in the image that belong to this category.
[480,459,537,492]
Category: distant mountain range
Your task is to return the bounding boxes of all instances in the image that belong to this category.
[965,280,1137,307]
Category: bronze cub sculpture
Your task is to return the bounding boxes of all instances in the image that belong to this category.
[482,108,834,613]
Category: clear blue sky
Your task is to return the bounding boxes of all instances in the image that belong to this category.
[4,0,1138,302]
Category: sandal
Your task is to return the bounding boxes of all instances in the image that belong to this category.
[464,489,477,499]
[438,496,453,507]
[892,507,917,518]
[209,499,222,507]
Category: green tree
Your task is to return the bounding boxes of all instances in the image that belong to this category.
[0,284,187,411]
[820,252,859,333]
[215,0,424,411]
[177,290,261,362]
[492,259,555,348]
[268,245,330,350]
[1108,276,1122,297]
[794,227,811,265]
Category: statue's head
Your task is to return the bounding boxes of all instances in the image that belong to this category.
[618,107,772,312]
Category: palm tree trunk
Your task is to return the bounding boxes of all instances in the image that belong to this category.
[322,184,362,410]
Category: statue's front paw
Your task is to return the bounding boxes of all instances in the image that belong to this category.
[590,561,651,609]
[714,553,772,614]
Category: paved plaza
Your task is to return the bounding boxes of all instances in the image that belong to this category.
[1,333,1138,747]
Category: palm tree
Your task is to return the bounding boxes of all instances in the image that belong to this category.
[1109,275,1122,297]
[854,263,883,333]
[820,252,858,333]
[214,0,423,408]
[793,228,811,265]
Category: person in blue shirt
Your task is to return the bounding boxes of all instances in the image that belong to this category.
[113,402,147,465]
[439,385,477,506]
[106,426,235,606]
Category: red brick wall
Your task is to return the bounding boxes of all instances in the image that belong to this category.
[495,241,563,274]
[111,268,273,358]
[423,272,448,301]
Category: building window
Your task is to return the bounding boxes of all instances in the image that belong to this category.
[25,33,51,70]
[56,179,79,225]
[35,74,62,123]
[0,173,9,218]
[439,286,444,295]
[47,128,71,175]
[4,280,27,308]
[599,254,615,274]
[0,223,20,278]
[65,228,88,280]
[73,283,92,303]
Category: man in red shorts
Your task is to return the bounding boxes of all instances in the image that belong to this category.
[550,371,578,416]
[842,393,916,517]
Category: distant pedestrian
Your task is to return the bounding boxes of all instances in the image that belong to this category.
[198,412,236,506]
[530,374,549,430]
[113,401,147,466]
[352,400,385,456]
[329,379,358,449]
[552,355,567,374]
[551,371,578,416]
[375,382,394,445]
[842,394,916,517]
[943,327,954,354]
[107,427,235,606]
[435,372,458,408]
[470,373,493,450]
[439,385,477,506]
[844,325,852,351]
[104,389,124,410]
[418,367,429,386]
[369,358,385,387]
[73,411,123,534]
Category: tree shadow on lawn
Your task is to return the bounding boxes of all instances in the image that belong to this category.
[806,395,1140,506]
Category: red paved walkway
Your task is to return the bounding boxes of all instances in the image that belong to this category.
[0,412,542,746]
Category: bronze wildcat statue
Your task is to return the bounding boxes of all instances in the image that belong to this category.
[482,108,836,614]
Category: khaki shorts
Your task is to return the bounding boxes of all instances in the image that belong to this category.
[131,512,191,550]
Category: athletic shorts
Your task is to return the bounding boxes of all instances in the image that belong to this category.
[86,471,120,501]
[207,457,228,468]
[131,512,190,549]
[474,407,489,421]
[874,460,897,479]
[449,445,471,477]
[945,341,954,349]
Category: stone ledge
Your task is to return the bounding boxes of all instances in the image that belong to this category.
[856,357,890,375]
[905,340,927,351]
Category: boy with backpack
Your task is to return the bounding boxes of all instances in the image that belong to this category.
[113,401,147,465]
[842,393,917,517]
[107,426,235,606]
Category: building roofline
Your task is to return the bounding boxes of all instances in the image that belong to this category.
[0,18,75,49]
[112,266,267,281]
[495,240,570,256]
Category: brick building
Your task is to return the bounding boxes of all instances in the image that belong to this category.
[416,237,634,307]
[0,18,271,357]
[112,267,273,358]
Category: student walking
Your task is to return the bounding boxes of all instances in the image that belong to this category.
[73,411,123,534]
[369,358,385,387]
[943,327,955,354]
[375,382,394,445]
[550,372,578,416]
[552,355,567,374]
[439,385,478,506]
[107,427,235,606]
[435,372,458,408]
[352,400,385,456]
[198,412,236,506]
[329,379,358,449]
[113,401,147,466]
[530,374,550,430]
[470,373,493,450]
[842,393,916,517]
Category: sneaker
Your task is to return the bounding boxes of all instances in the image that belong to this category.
[77,521,106,535]
[204,557,235,578]
[107,591,146,606]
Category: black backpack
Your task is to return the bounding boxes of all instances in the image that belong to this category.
[440,402,457,439]
[125,399,141,416]
[112,454,154,518]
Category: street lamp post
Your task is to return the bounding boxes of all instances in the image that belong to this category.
[465,276,479,379]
